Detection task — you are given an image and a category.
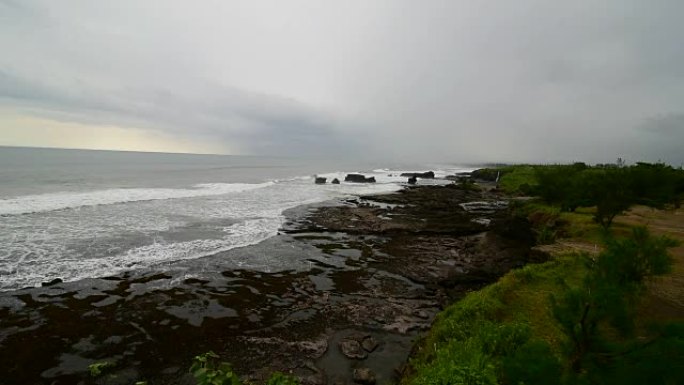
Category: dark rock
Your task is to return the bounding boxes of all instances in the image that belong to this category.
[331,178,340,184]
[315,177,327,184]
[407,176,417,185]
[414,310,430,319]
[344,174,376,183]
[471,168,504,182]
[42,278,63,287]
[361,336,379,353]
[338,338,367,359]
[352,368,376,385]
[459,201,508,214]
[400,171,435,179]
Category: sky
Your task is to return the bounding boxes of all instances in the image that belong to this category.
[1,0,683,165]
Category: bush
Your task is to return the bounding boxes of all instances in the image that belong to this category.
[191,352,241,385]
[190,352,300,385]
[501,340,563,385]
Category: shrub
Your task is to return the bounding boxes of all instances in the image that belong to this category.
[88,361,115,377]
[191,352,241,385]
[190,352,300,385]
[501,339,563,385]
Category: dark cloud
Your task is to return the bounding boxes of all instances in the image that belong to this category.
[1,0,683,164]
[0,69,359,157]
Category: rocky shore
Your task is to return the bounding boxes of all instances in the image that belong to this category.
[0,183,540,385]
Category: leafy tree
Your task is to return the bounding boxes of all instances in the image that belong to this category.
[586,169,634,229]
[551,227,679,373]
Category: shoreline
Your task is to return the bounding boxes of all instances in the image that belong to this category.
[0,182,538,384]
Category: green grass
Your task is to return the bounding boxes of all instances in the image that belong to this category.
[404,196,684,385]
[404,253,589,385]
[497,166,538,195]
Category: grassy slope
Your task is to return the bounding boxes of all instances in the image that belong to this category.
[404,201,594,385]
[403,167,684,385]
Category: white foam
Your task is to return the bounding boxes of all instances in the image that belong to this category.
[0,168,431,291]
[0,182,273,216]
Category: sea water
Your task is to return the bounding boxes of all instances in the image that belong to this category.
[0,146,472,291]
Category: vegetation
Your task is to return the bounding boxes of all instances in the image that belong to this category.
[404,226,682,385]
[190,352,300,385]
[484,162,684,229]
[407,162,684,384]
[88,361,115,377]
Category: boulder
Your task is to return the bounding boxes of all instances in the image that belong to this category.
[400,171,435,179]
[353,368,376,385]
[315,177,327,184]
[42,278,63,287]
[344,174,376,183]
[407,176,417,185]
[331,178,340,184]
[361,336,379,353]
[470,168,502,182]
[339,338,367,359]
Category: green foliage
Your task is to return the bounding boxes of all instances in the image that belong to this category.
[88,361,114,377]
[406,221,680,385]
[191,352,241,385]
[266,372,300,385]
[484,162,684,229]
[497,166,537,195]
[599,322,684,385]
[501,340,563,385]
[628,162,683,208]
[189,352,300,385]
[536,225,557,245]
[551,227,679,372]
[598,226,678,286]
[471,168,507,182]
[457,176,481,191]
[586,168,634,229]
[406,260,578,385]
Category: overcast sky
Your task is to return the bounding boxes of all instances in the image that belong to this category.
[1,0,683,164]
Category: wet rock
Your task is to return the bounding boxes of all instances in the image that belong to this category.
[338,338,367,359]
[407,176,417,185]
[353,367,376,385]
[42,278,63,287]
[414,310,430,319]
[470,218,491,226]
[315,177,327,184]
[344,174,376,183]
[400,171,435,179]
[332,178,340,184]
[361,336,379,353]
[459,201,508,214]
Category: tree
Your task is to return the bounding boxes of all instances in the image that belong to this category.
[551,227,679,374]
[587,169,634,229]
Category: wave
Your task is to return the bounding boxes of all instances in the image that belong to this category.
[0,182,274,216]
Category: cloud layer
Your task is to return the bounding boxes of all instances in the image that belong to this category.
[1,0,683,164]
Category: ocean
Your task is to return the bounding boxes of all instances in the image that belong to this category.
[0,146,472,291]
